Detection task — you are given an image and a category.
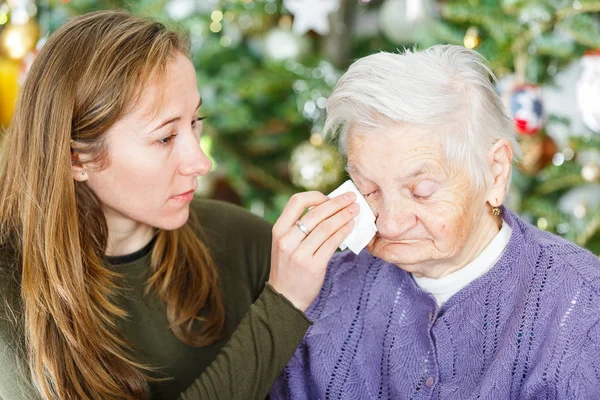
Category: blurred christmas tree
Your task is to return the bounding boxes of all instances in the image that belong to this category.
[2,0,600,253]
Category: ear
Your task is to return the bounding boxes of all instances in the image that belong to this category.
[485,138,513,208]
[71,140,89,182]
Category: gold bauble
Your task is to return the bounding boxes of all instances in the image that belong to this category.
[582,163,600,183]
[0,19,39,60]
[289,140,344,192]
[0,56,20,127]
[463,26,481,50]
[518,134,557,175]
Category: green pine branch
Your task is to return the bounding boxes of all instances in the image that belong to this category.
[576,209,600,246]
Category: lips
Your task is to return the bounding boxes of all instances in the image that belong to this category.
[172,189,195,198]
[170,189,196,202]
[376,236,424,244]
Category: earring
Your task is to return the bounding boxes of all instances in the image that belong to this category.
[81,171,86,176]
[492,199,501,216]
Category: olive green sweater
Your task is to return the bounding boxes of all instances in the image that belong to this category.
[0,200,311,400]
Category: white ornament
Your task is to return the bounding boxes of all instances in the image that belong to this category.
[264,28,309,61]
[7,0,33,25]
[165,0,196,21]
[283,0,341,36]
[576,51,600,133]
[559,184,600,222]
[379,0,432,44]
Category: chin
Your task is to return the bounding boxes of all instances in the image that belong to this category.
[153,207,191,231]
[368,239,434,270]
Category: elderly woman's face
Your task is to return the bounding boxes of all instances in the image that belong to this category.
[347,122,490,277]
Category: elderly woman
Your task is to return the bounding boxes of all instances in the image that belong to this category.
[270,45,600,399]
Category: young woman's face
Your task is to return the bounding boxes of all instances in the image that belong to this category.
[81,52,211,231]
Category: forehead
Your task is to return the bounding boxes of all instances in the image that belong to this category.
[347,122,443,165]
[129,52,198,122]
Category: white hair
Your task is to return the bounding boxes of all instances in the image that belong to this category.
[324,45,522,190]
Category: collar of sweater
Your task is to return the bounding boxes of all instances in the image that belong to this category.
[412,219,513,307]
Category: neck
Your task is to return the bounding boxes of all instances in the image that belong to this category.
[103,208,155,257]
[413,213,502,279]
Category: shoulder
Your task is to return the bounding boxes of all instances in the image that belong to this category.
[190,199,272,245]
[510,210,600,295]
[509,221,600,393]
[190,199,273,297]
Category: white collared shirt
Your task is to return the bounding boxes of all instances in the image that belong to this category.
[412,220,512,307]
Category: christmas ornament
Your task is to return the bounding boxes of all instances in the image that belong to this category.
[283,0,340,36]
[463,26,481,50]
[518,134,557,175]
[379,0,432,44]
[165,0,196,21]
[576,50,600,133]
[0,56,19,126]
[0,18,39,60]
[558,184,600,220]
[509,84,545,135]
[582,163,600,183]
[6,0,34,24]
[289,139,344,192]
[263,27,310,61]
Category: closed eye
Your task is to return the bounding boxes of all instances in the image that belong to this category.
[413,193,431,200]
[412,180,437,200]
[362,190,378,199]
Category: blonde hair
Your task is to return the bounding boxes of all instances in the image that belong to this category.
[325,45,522,190]
[0,11,224,399]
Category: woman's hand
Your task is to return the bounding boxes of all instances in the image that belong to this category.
[268,191,358,311]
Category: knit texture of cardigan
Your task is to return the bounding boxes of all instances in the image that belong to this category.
[271,208,600,399]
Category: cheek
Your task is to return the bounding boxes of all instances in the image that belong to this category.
[90,153,174,207]
[422,197,474,247]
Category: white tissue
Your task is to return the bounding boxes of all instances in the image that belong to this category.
[328,180,378,254]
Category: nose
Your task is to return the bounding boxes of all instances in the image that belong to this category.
[178,136,212,177]
[375,197,417,240]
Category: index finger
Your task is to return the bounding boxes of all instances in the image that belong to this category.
[273,191,329,236]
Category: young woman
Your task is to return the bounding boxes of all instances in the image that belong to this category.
[0,11,357,400]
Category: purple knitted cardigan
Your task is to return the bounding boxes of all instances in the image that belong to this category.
[271,209,600,399]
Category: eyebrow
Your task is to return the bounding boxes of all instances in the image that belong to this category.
[405,167,430,179]
[150,98,202,133]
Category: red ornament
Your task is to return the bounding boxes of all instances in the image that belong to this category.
[509,84,545,135]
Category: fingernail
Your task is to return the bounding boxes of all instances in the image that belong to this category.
[344,192,355,200]
[349,203,360,213]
